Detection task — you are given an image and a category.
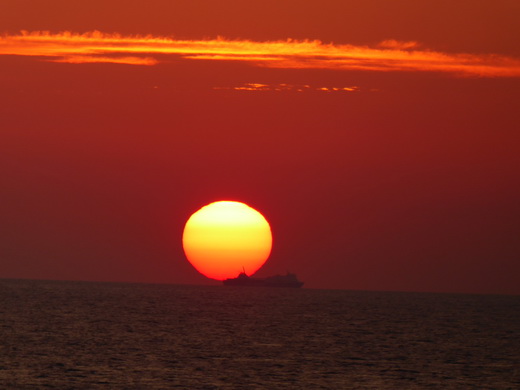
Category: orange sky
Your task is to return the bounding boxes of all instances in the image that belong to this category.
[1,0,519,294]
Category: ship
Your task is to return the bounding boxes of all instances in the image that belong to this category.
[223,271,304,288]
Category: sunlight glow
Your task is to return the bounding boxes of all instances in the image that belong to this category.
[182,201,272,280]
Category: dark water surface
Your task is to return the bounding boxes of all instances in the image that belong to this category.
[0,279,518,389]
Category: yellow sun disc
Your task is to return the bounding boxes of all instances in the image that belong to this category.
[182,201,272,280]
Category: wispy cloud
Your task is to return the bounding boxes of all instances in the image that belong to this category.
[377,40,420,50]
[50,55,158,65]
[1,31,520,77]
[216,83,361,92]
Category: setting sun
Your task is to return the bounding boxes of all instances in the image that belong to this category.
[182,201,272,280]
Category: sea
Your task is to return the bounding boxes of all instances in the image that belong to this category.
[0,279,518,389]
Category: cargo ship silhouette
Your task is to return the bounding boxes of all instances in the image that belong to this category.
[223,271,304,288]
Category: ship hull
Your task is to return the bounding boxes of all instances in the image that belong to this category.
[223,273,304,288]
[223,279,303,288]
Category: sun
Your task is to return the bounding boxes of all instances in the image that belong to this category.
[182,201,272,280]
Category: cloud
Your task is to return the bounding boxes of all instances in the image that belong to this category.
[377,40,420,50]
[215,83,360,92]
[50,55,158,65]
[1,31,520,77]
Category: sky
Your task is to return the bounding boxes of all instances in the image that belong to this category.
[1,0,519,294]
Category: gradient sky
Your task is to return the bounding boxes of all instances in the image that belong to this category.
[1,1,519,294]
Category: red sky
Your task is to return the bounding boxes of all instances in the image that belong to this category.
[1,1,519,294]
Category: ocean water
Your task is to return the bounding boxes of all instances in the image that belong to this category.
[0,279,518,389]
